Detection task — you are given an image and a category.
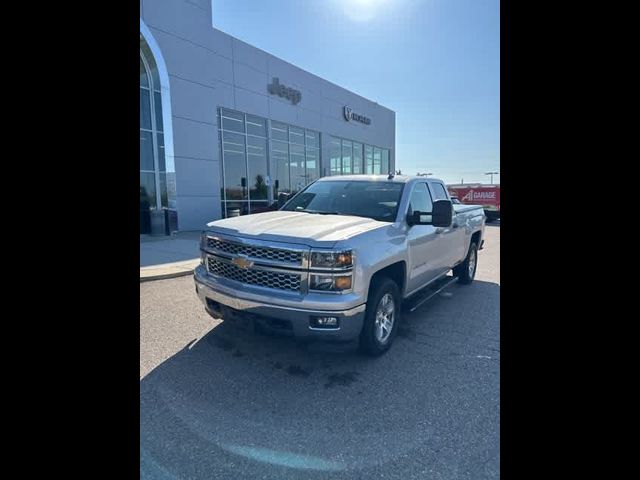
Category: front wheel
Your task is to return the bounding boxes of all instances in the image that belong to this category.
[359,277,401,356]
[453,242,478,284]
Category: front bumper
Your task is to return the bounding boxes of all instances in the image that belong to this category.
[193,265,366,341]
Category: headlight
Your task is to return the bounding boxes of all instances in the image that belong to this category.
[309,274,352,292]
[309,250,353,269]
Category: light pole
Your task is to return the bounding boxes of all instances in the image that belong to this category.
[485,171,499,184]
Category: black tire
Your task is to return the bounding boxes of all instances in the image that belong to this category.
[359,277,401,356]
[453,242,478,285]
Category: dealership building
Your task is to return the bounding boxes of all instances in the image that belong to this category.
[140,0,396,234]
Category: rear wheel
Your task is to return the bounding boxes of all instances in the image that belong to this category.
[359,277,401,356]
[453,242,478,284]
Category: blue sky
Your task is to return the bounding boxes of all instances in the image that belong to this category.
[213,0,499,185]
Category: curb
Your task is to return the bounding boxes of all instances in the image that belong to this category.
[140,269,195,283]
[140,259,199,283]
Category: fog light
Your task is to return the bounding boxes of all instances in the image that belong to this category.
[310,316,340,328]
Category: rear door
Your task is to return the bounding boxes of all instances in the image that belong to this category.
[429,181,467,268]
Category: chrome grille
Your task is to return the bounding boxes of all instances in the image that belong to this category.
[207,237,303,264]
[207,257,301,292]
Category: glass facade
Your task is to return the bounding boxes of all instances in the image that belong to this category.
[328,136,391,176]
[140,36,173,234]
[271,121,320,196]
[219,108,321,218]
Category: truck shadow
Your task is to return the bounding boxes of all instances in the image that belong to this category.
[140,280,500,479]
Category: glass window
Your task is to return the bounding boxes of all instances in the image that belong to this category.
[364,144,374,174]
[157,133,165,172]
[246,114,266,137]
[140,41,173,234]
[140,38,161,91]
[342,140,352,174]
[353,142,363,174]
[305,130,318,148]
[140,173,157,210]
[140,58,149,88]
[222,131,246,153]
[154,92,163,132]
[140,89,152,130]
[271,140,290,194]
[220,108,243,122]
[140,131,154,171]
[408,183,433,214]
[224,201,249,218]
[373,147,382,174]
[222,149,247,201]
[247,136,268,200]
[430,182,449,200]
[306,147,319,183]
[381,149,389,175]
[271,121,288,141]
[289,126,305,145]
[289,144,306,192]
[249,202,269,214]
[221,116,245,133]
[329,136,341,176]
[159,173,168,208]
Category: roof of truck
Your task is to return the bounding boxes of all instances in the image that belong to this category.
[316,175,444,184]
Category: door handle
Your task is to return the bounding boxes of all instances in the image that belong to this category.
[435,227,445,234]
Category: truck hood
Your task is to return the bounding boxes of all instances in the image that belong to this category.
[206,211,387,247]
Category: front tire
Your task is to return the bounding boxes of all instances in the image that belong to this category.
[359,277,401,356]
[453,242,478,284]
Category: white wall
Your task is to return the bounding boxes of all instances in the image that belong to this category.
[141,0,395,230]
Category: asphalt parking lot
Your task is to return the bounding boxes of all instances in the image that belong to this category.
[140,224,500,479]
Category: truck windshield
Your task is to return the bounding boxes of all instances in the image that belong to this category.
[282,180,404,222]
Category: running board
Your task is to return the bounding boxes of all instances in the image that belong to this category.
[406,275,459,313]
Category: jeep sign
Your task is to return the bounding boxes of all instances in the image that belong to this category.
[267,78,301,105]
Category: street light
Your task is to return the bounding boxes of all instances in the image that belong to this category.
[484,171,499,184]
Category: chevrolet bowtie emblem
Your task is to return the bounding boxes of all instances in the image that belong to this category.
[232,256,253,269]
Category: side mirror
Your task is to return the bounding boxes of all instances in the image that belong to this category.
[406,211,432,226]
[432,199,453,227]
[406,200,453,227]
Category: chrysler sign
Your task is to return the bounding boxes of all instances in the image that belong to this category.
[344,105,371,125]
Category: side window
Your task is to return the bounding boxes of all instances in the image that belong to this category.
[408,183,433,214]
[430,182,449,200]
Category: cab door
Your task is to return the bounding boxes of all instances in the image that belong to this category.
[405,182,443,293]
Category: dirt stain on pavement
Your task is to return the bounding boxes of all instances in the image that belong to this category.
[325,372,359,388]
[286,364,312,377]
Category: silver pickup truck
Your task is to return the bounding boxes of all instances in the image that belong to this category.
[194,175,485,355]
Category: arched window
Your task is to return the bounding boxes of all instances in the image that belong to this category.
[140,36,167,234]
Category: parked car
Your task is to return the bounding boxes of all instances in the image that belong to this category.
[194,175,486,355]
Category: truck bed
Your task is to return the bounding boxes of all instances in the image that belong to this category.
[453,204,484,214]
